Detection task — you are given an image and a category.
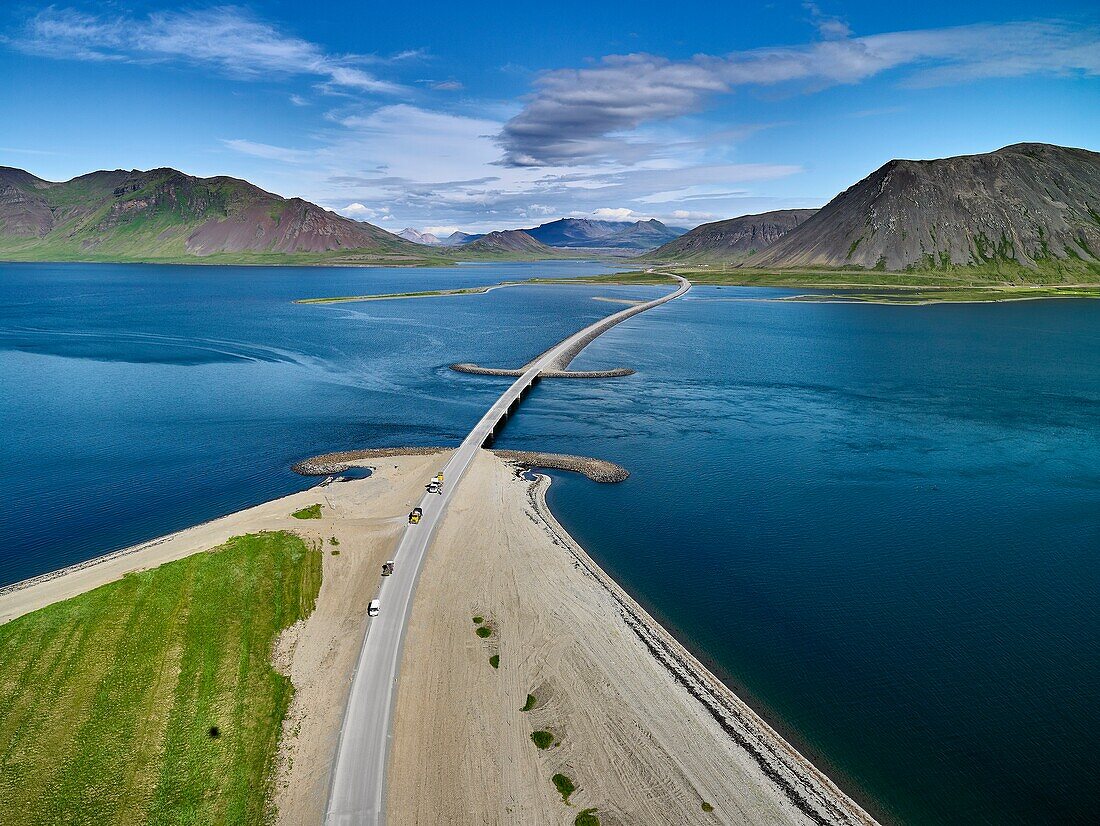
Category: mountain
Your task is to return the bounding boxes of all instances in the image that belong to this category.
[0,166,423,262]
[398,227,442,245]
[751,143,1100,274]
[459,229,554,255]
[643,209,818,263]
[524,218,625,246]
[523,217,686,251]
[440,230,482,246]
[603,218,694,251]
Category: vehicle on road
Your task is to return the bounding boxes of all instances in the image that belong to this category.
[382,561,395,576]
[408,507,423,524]
[434,471,444,484]
[427,480,441,494]
[368,599,380,617]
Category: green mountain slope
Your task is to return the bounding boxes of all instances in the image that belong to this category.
[0,166,429,264]
[750,143,1100,280]
[641,209,817,263]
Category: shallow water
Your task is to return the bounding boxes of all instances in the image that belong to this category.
[3,263,1098,824]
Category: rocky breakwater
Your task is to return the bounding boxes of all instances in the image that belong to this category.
[292,447,627,483]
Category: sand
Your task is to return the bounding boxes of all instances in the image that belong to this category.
[387,451,877,826]
[1,451,877,825]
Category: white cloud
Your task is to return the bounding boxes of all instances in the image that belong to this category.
[670,209,715,222]
[590,207,653,221]
[498,20,1100,166]
[18,6,404,94]
[339,202,389,221]
[804,2,852,40]
[220,97,803,232]
[222,139,312,164]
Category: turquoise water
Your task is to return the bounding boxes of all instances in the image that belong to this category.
[2,263,1098,824]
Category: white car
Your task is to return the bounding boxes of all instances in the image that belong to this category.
[368,599,380,617]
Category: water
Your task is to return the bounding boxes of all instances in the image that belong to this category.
[501,292,1100,825]
[0,260,638,583]
[3,264,1098,824]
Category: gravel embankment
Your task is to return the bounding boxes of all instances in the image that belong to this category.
[293,447,627,483]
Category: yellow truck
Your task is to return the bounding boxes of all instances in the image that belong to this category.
[434,471,445,484]
[408,507,423,524]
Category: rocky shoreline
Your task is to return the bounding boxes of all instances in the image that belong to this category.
[292,446,628,483]
[526,474,879,826]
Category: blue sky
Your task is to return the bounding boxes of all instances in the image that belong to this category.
[1,1,1097,234]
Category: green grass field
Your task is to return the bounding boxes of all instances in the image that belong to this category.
[555,269,1100,302]
[291,503,323,519]
[0,530,320,825]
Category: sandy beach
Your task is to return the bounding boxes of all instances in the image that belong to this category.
[387,450,876,826]
[0,451,877,825]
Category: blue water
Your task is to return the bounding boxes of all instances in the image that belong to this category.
[0,261,639,582]
[3,263,1098,824]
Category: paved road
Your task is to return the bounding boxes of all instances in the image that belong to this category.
[323,275,689,825]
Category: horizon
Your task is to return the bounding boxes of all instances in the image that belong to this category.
[2,1,1098,235]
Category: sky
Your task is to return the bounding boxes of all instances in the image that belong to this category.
[1,1,1097,235]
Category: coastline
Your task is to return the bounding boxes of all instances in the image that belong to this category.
[527,472,877,826]
[387,451,879,825]
[1,451,879,824]
[0,482,334,624]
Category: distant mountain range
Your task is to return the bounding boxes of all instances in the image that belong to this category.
[0,166,423,263]
[398,227,441,245]
[460,229,554,254]
[441,231,480,246]
[524,217,685,250]
[644,209,818,263]
[398,217,688,253]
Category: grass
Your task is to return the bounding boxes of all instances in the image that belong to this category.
[472,616,484,624]
[290,503,322,520]
[489,655,499,669]
[575,808,600,825]
[295,286,498,304]
[783,285,1100,304]
[552,265,1100,298]
[530,730,554,749]
[521,694,537,712]
[0,530,321,826]
[552,773,576,804]
[475,626,492,638]
[702,801,715,812]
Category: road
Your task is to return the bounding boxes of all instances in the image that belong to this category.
[323,275,689,825]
